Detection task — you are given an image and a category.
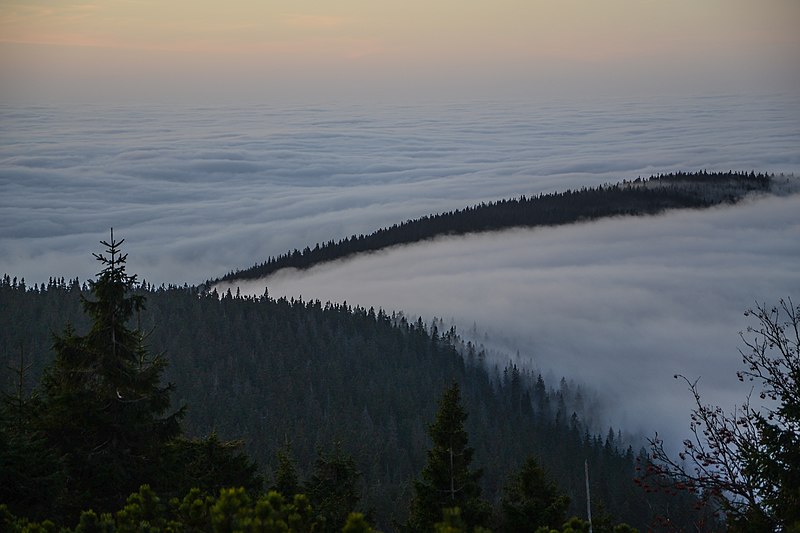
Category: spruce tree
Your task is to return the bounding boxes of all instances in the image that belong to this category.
[272,442,300,498]
[408,382,490,531]
[36,230,183,520]
[0,348,64,521]
[305,444,362,533]
[499,455,569,532]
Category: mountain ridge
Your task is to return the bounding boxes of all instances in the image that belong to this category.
[212,170,772,285]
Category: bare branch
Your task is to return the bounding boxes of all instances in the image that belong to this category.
[648,298,800,529]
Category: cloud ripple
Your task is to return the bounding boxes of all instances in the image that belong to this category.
[2,94,799,284]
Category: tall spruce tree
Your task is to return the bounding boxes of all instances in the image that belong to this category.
[408,382,490,531]
[36,230,183,520]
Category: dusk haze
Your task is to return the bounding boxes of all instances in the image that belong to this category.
[1,0,798,102]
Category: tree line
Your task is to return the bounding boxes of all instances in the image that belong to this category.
[213,171,771,284]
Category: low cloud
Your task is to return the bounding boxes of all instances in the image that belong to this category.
[223,193,800,447]
[2,94,799,448]
[2,95,799,287]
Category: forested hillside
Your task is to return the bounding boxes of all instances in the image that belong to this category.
[215,171,771,283]
[1,275,709,530]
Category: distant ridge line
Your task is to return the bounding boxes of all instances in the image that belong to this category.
[212,171,772,284]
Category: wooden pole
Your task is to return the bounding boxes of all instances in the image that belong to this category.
[585,458,593,533]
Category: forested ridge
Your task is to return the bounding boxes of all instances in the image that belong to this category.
[214,171,771,284]
[3,170,781,530]
[1,274,710,530]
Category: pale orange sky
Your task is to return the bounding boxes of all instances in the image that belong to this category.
[1,0,798,102]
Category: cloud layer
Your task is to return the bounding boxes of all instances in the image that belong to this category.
[224,193,800,447]
[2,94,799,287]
[2,92,799,447]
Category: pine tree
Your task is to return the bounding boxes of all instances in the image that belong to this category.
[408,382,490,531]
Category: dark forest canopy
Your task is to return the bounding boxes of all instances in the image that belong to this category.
[213,171,772,284]
[2,275,716,530]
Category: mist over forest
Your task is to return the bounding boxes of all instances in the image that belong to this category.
[3,104,800,529]
[219,179,800,449]
[3,171,798,530]
[2,94,800,531]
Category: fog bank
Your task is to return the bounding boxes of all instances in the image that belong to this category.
[221,193,800,446]
[2,94,799,285]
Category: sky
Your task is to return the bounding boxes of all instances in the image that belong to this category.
[1,1,799,102]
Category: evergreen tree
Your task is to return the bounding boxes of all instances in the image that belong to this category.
[0,349,64,521]
[408,382,490,531]
[158,432,264,498]
[0,247,719,530]
[304,444,362,532]
[33,231,183,520]
[271,442,300,498]
[499,455,569,532]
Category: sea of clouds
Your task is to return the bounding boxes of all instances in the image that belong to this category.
[2,92,799,447]
[2,93,798,285]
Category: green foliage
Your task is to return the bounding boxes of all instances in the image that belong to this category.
[556,517,589,533]
[0,233,261,525]
[114,485,166,532]
[1,486,324,533]
[271,443,300,499]
[532,517,638,533]
[209,487,252,531]
[1,243,719,530]
[0,399,65,521]
[73,510,115,533]
[169,488,215,531]
[31,232,183,519]
[159,433,263,498]
[342,512,380,533]
[742,300,800,529]
[304,445,362,533]
[430,507,492,533]
[434,508,468,533]
[610,524,639,533]
[499,456,569,532]
[408,382,490,532]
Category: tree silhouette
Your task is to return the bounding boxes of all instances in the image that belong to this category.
[35,229,183,519]
[649,298,800,531]
[304,444,362,533]
[2,231,265,523]
[408,382,490,531]
[500,455,569,532]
